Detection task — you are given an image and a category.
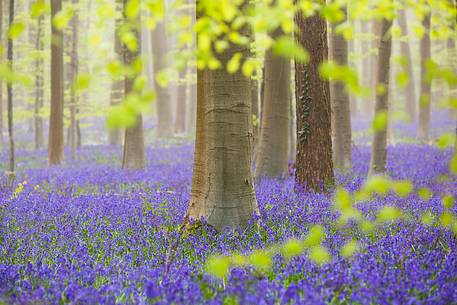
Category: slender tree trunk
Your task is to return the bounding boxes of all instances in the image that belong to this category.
[255,28,291,179]
[109,0,124,146]
[68,0,78,159]
[121,0,145,170]
[398,9,417,121]
[6,0,15,186]
[34,16,44,150]
[186,2,258,229]
[330,6,352,169]
[151,21,173,137]
[295,9,334,192]
[0,0,3,148]
[48,0,64,165]
[448,0,457,119]
[174,67,187,134]
[417,12,432,142]
[368,18,393,176]
[361,20,372,116]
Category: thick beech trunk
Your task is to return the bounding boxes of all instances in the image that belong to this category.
[186,3,258,229]
[255,28,291,179]
[369,18,393,176]
[330,6,352,169]
[48,0,64,165]
[121,0,145,170]
[294,10,334,192]
[417,13,432,141]
[398,9,417,121]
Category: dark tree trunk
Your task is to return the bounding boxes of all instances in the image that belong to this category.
[48,0,64,165]
[294,9,334,192]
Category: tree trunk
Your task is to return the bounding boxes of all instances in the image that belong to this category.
[447,0,457,119]
[48,0,64,165]
[121,0,145,170]
[255,28,291,179]
[398,9,417,121]
[368,18,393,176]
[186,2,258,229]
[0,0,3,148]
[360,20,372,116]
[174,67,187,134]
[34,16,44,150]
[151,21,173,138]
[109,0,123,146]
[6,0,15,186]
[251,78,259,160]
[294,9,334,192]
[69,0,78,160]
[330,6,352,169]
[417,12,432,142]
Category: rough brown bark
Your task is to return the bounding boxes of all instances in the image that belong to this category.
[121,0,145,170]
[186,2,259,229]
[417,13,432,142]
[151,21,173,137]
[68,0,78,160]
[6,0,15,186]
[174,67,187,134]
[255,28,291,179]
[330,6,352,169]
[48,0,65,165]
[251,78,259,159]
[368,18,393,176]
[109,0,123,146]
[398,9,417,121]
[294,9,334,192]
[34,16,44,150]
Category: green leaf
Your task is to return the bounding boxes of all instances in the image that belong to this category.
[282,239,304,259]
[450,153,457,175]
[206,255,230,279]
[309,246,331,265]
[364,175,391,196]
[420,211,435,225]
[272,36,309,63]
[377,206,401,222]
[303,225,325,248]
[334,187,352,211]
[442,195,455,209]
[73,74,91,92]
[391,180,413,198]
[227,52,242,74]
[30,0,48,18]
[8,22,25,40]
[249,250,272,271]
[155,69,169,87]
[418,187,432,201]
[372,111,388,131]
[436,133,455,150]
[340,240,359,258]
[440,211,454,227]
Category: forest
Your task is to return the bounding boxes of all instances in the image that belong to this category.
[0,0,456,304]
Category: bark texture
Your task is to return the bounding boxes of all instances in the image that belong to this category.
[369,18,393,176]
[330,7,352,169]
[255,28,291,179]
[48,0,65,165]
[294,10,334,192]
[186,3,258,229]
[417,13,432,141]
[151,21,173,137]
[398,9,417,121]
[121,0,145,170]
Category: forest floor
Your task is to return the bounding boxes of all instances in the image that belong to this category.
[0,115,456,304]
